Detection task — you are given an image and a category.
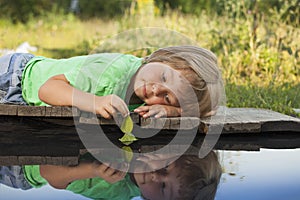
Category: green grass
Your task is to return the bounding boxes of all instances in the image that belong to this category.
[226,82,300,117]
[0,6,299,116]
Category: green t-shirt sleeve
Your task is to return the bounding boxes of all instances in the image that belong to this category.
[64,53,143,100]
[22,53,141,106]
[23,165,48,188]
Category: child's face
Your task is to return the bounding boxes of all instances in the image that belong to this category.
[133,161,180,200]
[134,62,188,107]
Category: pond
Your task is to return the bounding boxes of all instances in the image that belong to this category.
[1,148,299,200]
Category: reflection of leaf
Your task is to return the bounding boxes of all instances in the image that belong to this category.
[122,146,133,162]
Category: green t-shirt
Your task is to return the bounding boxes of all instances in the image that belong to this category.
[23,165,48,188]
[66,174,140,200]
[22,53,143,106]
[23,165,140,200]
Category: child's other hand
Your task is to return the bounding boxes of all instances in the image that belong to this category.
[93,162,129,184]
[94,94,129,119]
[136,153,180,171]
[134,105,181,118]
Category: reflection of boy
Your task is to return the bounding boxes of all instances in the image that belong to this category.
[0,45,223,119]
[0,151,222,200]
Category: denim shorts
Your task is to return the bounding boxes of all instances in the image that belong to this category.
[0,165,32,190]
[0,53,34,105]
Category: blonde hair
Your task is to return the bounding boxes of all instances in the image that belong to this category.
[143,46,223,118]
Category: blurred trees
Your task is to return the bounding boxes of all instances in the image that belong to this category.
[0,0,57,23]
[0,0,298,25]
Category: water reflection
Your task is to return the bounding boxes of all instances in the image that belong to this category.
[1,149,300,200]
[216,148,300,200]
[0,150,221,200]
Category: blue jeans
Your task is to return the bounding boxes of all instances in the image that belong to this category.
[0,53,34,104]
[0,166,32,190]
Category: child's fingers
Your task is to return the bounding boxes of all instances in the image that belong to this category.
[139,153,179,162]
[101,162,129,183]
[135,105,168,118]
[99,162,111,170]
[154,110,167,118]
[134,108,147,117]
[103,105,117,118]
[103,162,128,173]
[110,95,130,117]
[134,106,150,113]
[110,169,127,183]
[137,107,156,118]
[113,103,130,118]
[145,108,166,118]
[138,111,147,116]
[136,153,180,171]
[110,162,129,181]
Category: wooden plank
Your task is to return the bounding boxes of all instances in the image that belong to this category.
[0,104,18,115]
[1,105,299,133]
[0,104,78,117]
[46,156,63,165]
[46,106,78,117]
[0,156,79,165]
[17,106,46,116]
[0,156,19,166]
[18,156,46,165]
[201,108,300,134]
[62,157,79,165]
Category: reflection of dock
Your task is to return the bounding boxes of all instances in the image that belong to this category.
[0,105,299,165]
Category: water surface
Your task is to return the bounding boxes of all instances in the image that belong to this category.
[1,148,299,200]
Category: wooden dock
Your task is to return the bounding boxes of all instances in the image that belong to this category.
[0,104,299,165]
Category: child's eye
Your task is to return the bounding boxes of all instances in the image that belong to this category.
[164,94,171,104]
[162,72,166,82]
[161,182,166,193]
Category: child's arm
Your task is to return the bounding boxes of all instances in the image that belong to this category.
[134,104,182,118]
[40,162,129,189]
[38,74,129,118]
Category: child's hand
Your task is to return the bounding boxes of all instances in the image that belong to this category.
[136,153,180,171]
[93,162,129,184]
[134,105,181,118]
[94,94,130,119]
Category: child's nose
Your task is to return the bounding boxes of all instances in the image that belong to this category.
[150,172,163,183]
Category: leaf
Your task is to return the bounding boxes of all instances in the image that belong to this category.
[119,132,138,145]
[119,115,138,145]
[120,115,133,134]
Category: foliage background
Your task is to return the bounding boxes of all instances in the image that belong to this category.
[0,0,299,116]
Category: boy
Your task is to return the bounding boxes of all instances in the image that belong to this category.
[0,151,222,200]
[0,45,223,119]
